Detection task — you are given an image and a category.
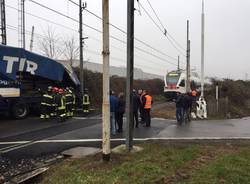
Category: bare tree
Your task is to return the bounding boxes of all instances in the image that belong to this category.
[38,27,63,59]
[63,36,79,67]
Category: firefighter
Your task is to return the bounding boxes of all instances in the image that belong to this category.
[56,88,66,122]
[83,88,90,113]
[69,87,76,117]
[51,87,59,117]
[65,88,73,118]
[40,86,53,119]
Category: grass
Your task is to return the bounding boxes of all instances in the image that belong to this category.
[39,143,250,184]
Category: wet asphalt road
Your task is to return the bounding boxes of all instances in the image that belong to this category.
[1,116,250,159]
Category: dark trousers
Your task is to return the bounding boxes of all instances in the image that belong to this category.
[40,104,50,119]
[133,111,139,127]
[184,107,191,122]
[116,112,124,132]
[176,107,183,123]
[139,107,145,123]
[83,104,89,112]
[144,109,151,127]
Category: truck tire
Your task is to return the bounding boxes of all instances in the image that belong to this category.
[11,103,29,119]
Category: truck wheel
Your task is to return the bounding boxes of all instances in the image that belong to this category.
[11,103,29,119]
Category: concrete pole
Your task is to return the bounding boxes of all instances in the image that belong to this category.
[126,0,135,152]
[0,0,7,45]
[102,0,110,161]
[186,20,191,93]
[21,0,25,49]
[216,84,219,113]
[79,0,84,94]
[201,0,205,97]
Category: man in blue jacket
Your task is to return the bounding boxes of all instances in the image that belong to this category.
[110,90,118,135]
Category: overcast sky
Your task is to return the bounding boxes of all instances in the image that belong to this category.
[5,0,250,79]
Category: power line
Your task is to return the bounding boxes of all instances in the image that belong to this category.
[146,0,186,51]
[6,4,178,69]
[67,0,181,63]
[6,24,166,73]
[26,0,181,67]
[138,0,186,56]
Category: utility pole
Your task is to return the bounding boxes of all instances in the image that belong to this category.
[102,0,110,161]
[186,20,191,93]
[201,0,205,97]
[126,0,135,152]
[22,0,25,49]
[0,0,6,45]
[29,26,34,51]
[18,0,25,49]
[79,0,87,94]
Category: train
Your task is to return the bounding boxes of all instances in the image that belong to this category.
[164,70,201,100]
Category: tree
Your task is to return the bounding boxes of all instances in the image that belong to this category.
[63,36,79,67]
[38,27,63,59]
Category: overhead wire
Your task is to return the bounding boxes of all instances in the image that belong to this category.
[5,3,176,69]
[146,0,186,51]
[26,0,182,67]
[6,24,165,74]
[67,0,181,63]
[137,0,186,57]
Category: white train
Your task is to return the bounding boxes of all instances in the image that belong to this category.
[164,70,201,100]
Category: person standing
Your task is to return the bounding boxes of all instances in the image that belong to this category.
[117,92,125,132]
[175,92,184,124]
[56,88,66,122]
[83,88,90,113]
[139,89,145,124]
[133,89,140,128]
[40,86,53,120]
[110,90,118,135]
[142,90,153,127]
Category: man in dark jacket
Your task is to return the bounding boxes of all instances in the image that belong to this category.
[117,92,125,132]
[133,89,141,128]
[182,93,192,122]
[110,90,118,135]
[175,92,184,124]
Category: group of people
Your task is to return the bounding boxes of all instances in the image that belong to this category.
[40,86,76,122]
[175,90,197,125]
[109,89,153,135]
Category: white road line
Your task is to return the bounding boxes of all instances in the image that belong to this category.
[2,137,250,153]
[0,141,30,145]
[2,137,250,146]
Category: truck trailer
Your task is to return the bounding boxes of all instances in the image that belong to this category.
[0,45,80,119]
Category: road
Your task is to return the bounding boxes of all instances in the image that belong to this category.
[1,116,250,159]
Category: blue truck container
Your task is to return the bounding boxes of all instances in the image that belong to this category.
[0,45,80,119]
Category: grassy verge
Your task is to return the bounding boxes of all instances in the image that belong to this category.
[39,143,250,184]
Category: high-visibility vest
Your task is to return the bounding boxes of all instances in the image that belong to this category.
[58,95,66,110]
[41,94,53,106]
[144,95,152,109]
[83,94,90,105]
[65,93,73,105]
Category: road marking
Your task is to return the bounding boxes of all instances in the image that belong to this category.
[0,141,30,145]
[2,137,250,146]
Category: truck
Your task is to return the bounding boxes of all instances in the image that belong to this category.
[0,44,80,119]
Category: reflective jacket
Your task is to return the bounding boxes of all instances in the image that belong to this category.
[143,95,153,109]
[41,93,53,106]
[83,94,90,105]
[65,93,73,105]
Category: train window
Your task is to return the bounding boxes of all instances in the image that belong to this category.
[179,80,185,87]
